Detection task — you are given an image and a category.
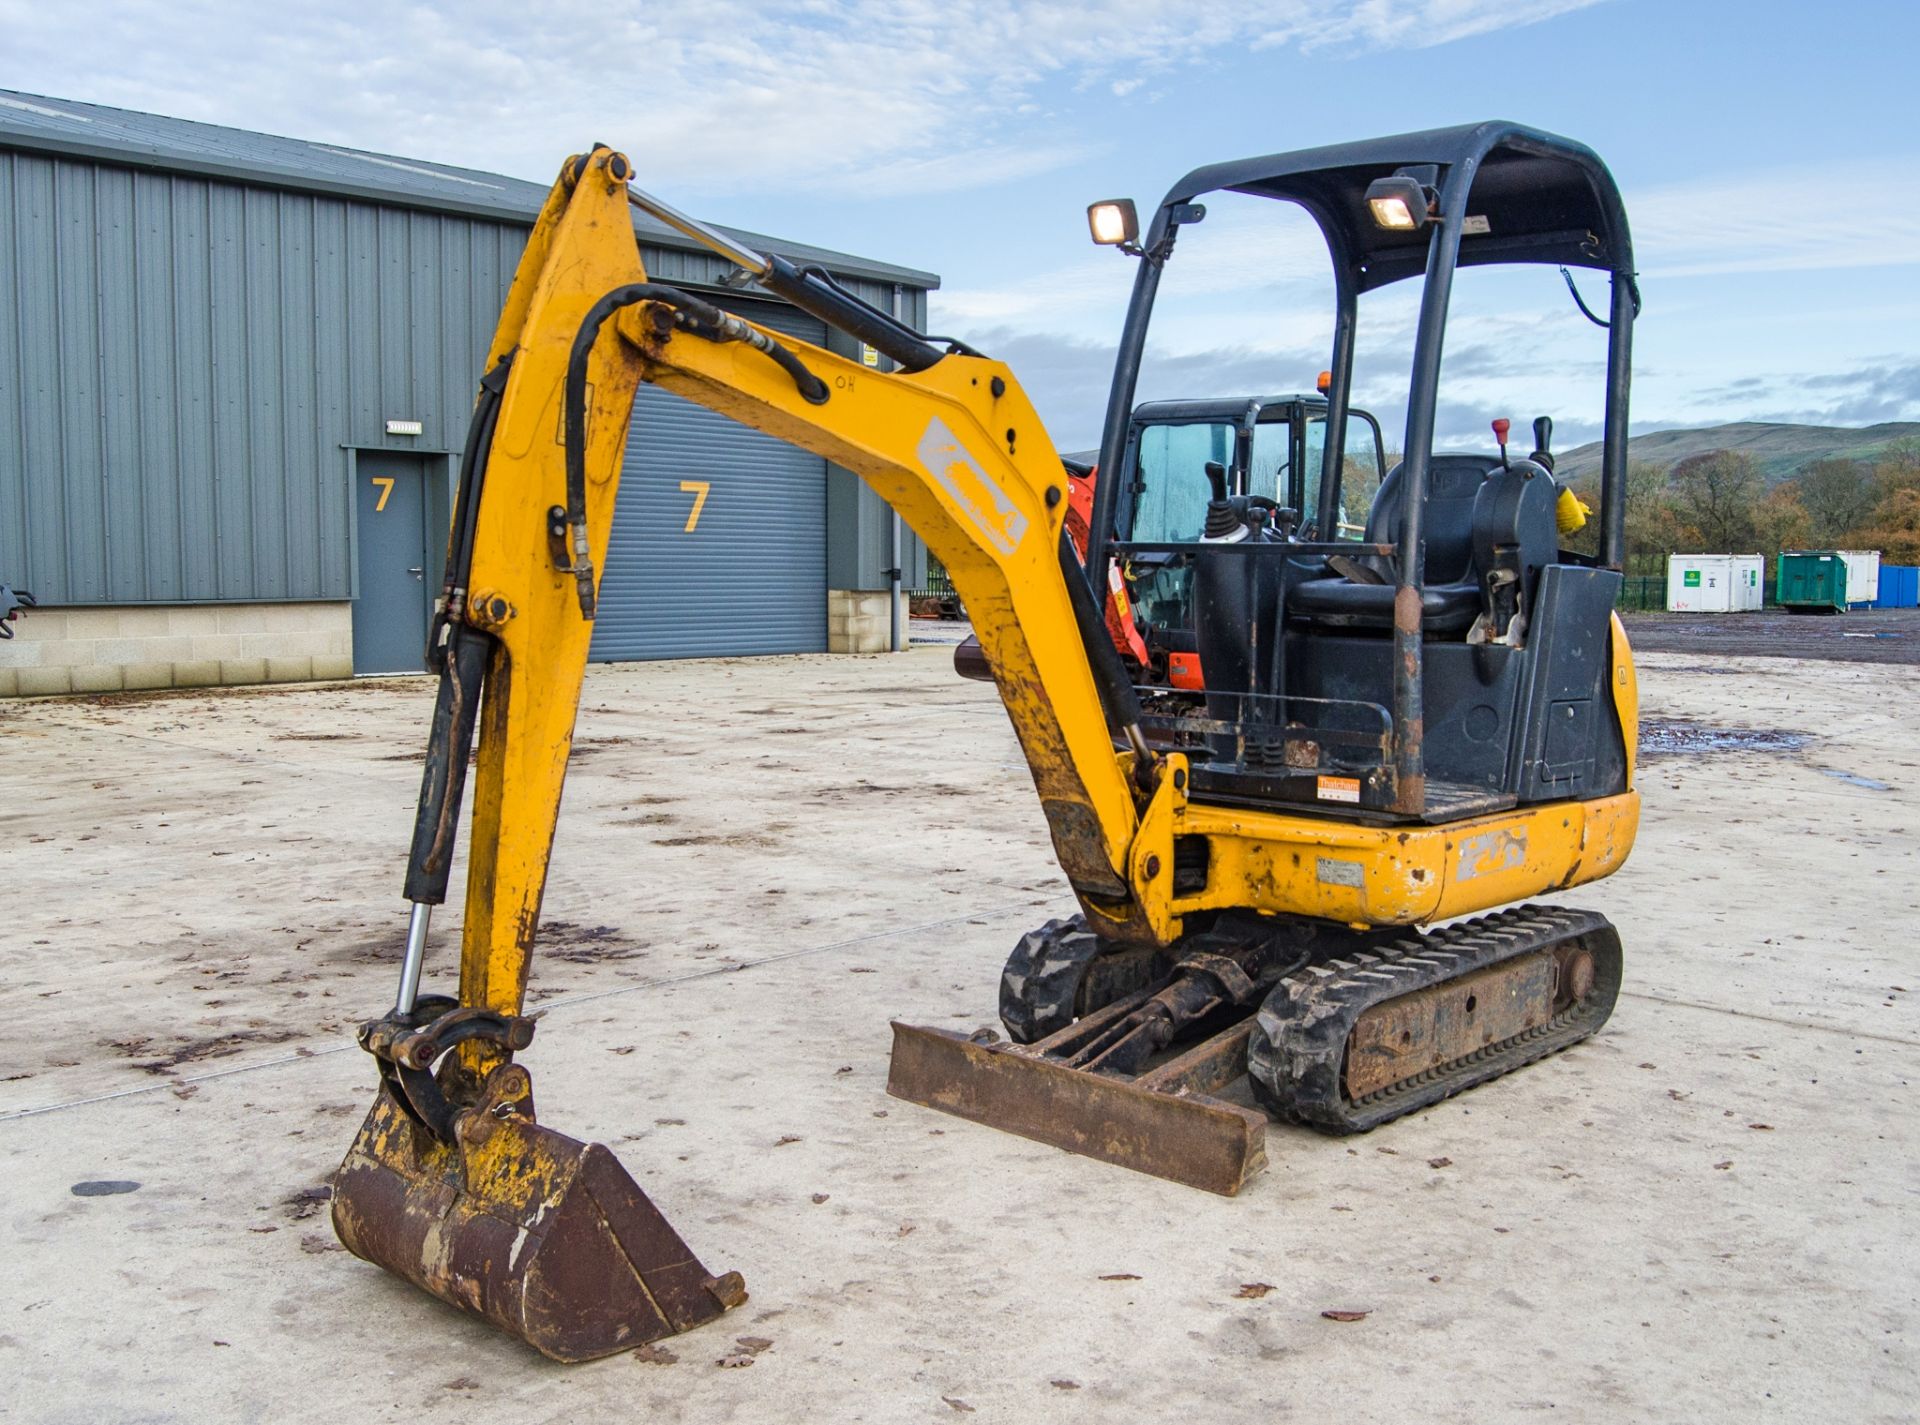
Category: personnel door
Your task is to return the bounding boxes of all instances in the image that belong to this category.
[352,451,437,674]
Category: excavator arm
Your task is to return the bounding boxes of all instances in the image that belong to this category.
[452,148,1169,1027]
[331,146,1179,1360]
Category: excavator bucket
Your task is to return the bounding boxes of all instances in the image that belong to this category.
[331,1063,745,1363]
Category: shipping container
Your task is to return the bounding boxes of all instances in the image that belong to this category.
[1776,551,1848,613]
[1872,565,1919,609]
[1837,550,1881,607]
[1666,554,1762,612]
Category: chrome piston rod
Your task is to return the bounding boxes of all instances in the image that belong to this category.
[394,902,432,1016]
[627,185,770,275]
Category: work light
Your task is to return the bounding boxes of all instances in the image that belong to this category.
[1364,175,1431,231]
[1087,199,1139,246]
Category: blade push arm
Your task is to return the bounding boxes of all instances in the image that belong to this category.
[429,148,1179,1039]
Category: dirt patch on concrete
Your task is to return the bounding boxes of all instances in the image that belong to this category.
[652,831,780,849]
[540,920,648,964]
[103,1026,303,1074]
[847,781,976,797]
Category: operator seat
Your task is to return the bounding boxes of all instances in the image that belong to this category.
[1290,454,1564,638]
[1289,456,1493,634]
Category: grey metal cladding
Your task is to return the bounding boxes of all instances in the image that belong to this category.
[0,91,937,608]
[0,148,526,603]
[0,88,940,290]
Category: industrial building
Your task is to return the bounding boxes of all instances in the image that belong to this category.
[0,90,936,695]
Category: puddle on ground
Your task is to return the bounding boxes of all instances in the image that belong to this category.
[1640,719,1893,789]
[1638,717,1808,760]
[1821,769,1892,791]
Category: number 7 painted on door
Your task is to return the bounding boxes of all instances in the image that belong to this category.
[679,480,710,532]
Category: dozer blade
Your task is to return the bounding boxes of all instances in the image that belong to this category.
[887,1022,1268,1196]
[332,1064,745,1363]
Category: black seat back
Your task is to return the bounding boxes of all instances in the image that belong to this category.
[1365,455,1498,585]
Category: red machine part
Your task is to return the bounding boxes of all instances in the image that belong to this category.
[1065,466,1152,668]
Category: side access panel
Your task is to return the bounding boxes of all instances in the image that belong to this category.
[1512,566,1626,802]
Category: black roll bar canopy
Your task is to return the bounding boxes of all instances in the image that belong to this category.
[1083,121,1638,816]
[1166,121,1634,292]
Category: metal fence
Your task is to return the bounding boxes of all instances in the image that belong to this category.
[1617,575,1666,612]
[907,557,955,600]
[915,557,1803,615]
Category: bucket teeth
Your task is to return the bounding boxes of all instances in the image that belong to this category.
[331,1069,742,1363]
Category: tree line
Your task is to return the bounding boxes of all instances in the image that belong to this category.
[1569,437,1920,573]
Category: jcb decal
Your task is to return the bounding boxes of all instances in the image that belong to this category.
[916,417,1028,556]
[1456,828,1527,881]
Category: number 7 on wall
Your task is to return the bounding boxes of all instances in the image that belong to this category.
[679,480,711,532]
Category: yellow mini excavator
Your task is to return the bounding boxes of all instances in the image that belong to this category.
[331,122,1642,1361]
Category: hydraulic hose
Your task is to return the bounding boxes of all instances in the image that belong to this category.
[562,282,829,617]
[446,357,512,596]
[428,356,511,672]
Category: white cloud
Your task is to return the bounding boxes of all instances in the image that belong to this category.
[1632,162,1920,277]
[1263,0,1606,51]
[0,0,1610,197]
[833,141,1102,197]
[937,193,1343,337]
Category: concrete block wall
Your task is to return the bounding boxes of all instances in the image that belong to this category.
[827,589,898,655]
[0,603,354,696]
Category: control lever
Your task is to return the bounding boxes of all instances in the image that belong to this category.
[1530,416,1555,473]
[1251,500,1302,537]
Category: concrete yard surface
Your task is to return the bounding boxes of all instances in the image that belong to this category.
[2,640,1916,1423]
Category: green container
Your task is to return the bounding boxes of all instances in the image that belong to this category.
[1775,551,1847,613]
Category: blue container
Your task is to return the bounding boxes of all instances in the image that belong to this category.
[1873,565,1919,609]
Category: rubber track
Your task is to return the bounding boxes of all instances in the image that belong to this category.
[998,916,1104,1044]
[1246,903,1623,1134]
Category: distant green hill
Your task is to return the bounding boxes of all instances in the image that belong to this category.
[1557,421,1920,485]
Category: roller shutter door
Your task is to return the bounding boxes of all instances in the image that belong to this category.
[589,296,828,660]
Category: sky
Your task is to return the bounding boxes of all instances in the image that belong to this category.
[3,0,1917,455]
